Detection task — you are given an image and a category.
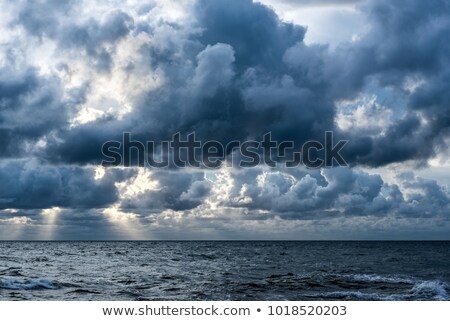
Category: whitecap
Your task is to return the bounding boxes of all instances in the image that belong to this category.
[410,280,449,300]
[346,274,415,284]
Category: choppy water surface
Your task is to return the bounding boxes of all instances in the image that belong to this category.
[0,241,449,300]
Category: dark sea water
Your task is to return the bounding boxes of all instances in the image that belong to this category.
[0,241,449,301]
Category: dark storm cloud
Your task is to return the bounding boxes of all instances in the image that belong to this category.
[330,0,450,166]
[0,160,134,209]
[0,66,66,157]
[4,0,449,168]
[31,0,447,169]
[41,0,335,164]
[254,0,450,167]
[197,0,306,71]
[43,118,121,165]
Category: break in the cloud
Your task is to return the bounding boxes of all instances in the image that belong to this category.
[0,0,449,239]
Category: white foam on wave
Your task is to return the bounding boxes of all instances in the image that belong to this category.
[315,279,449,301]
[410,280,449,300]
[346,274,415,284]
[0,278,57,290]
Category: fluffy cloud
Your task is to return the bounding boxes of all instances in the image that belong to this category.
[119,170,212,211]
[202,167,449,219]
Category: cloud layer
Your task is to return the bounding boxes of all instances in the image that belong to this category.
[0,0,449,239]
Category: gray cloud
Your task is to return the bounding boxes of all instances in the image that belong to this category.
[332,0,450,166]
[3,0,449,167]
[0,66,65,158]
[31,0,448,168]
[211,167,450,220]
[58,10,135,72]
[0,159,134,209]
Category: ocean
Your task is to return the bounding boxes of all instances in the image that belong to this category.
[0,241,449,301]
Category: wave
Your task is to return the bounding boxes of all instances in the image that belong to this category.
[0,278,57,290]
[347,274,449,300]
[309,279,449,301]
[410,280,449,300]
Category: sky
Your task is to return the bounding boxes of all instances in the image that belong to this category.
[0,0,449,240]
